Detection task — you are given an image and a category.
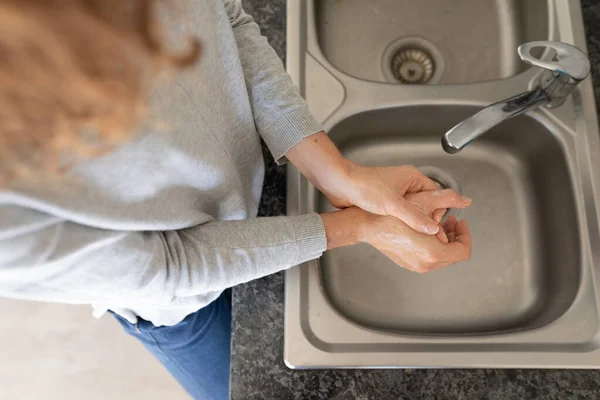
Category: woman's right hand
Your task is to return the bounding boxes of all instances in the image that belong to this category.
[321,207,471,274]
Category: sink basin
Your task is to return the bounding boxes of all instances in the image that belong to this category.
[319,106,580,335]
[285,0,600,368]
[315,0,548,84]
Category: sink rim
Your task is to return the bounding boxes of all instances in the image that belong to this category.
[284,105,600,367]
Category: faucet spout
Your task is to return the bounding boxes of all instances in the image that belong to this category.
[441,89,550,154]
[441,41,590,154]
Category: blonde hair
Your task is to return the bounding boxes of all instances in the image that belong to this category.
[0,0,200,184]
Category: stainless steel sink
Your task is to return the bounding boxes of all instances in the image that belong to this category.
[285,0,600,368]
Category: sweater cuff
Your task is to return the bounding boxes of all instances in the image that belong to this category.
[262,107,323,165]
[291,213,327,265]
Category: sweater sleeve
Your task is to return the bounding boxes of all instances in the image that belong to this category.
[0,205,326,307]
[223,0,323,164]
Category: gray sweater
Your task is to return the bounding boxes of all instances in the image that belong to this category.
[0,0,326,326]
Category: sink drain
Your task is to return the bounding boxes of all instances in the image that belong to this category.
[382,37,445,84]
[391,47,435,84]
[428,176,447,189]
[416,166,462,221]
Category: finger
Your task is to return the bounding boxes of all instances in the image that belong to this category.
[454,220,472,249]
[435,223,448,244]
[441,215,457,234]
[391,197,440,235]
[447,231,456,242]
[445,220,472,262]
[427,189,472,210]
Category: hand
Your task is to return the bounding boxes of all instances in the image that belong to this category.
[362,213,471,273]
[321,208,471,273]
[328,163,471,235]
[286,131,470,235]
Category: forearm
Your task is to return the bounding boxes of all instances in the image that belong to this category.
[286,131,354,200]
[176,214,326,293]
[225,0,323,162]
[0,206,327,306]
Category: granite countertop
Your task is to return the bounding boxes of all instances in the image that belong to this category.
[231,1,600,399]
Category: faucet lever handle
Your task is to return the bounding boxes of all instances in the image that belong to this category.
[517,41,590,81]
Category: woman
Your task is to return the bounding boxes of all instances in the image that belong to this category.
[0,1,471,399]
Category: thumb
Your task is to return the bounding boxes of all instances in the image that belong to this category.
[389,196,440,235]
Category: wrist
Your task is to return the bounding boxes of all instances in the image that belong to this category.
[320,208,368,250]
[286,131,354,196]
[335,157,357,186]
[310,146,354,195]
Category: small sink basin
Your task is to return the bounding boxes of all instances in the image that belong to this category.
[319,106,580,334]
[315,0,548,84]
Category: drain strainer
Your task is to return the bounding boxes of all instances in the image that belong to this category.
[391,47,435,84]
[381,37,445,84]
[428,176,447,190]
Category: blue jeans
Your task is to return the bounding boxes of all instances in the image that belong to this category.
[113,291,232,400]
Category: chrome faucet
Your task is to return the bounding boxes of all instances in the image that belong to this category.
[441,41,591,154]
